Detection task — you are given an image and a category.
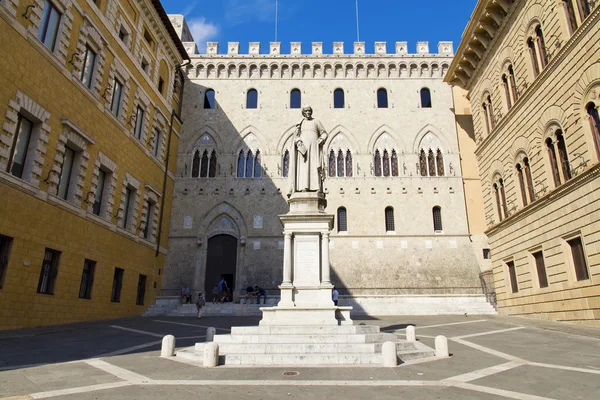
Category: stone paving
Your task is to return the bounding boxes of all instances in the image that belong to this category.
[0,315,599,399]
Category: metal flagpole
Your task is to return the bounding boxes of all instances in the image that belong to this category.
[275,0,279,42]
[355,0,360,42]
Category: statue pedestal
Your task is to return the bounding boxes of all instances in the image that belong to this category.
[259,192,352,326]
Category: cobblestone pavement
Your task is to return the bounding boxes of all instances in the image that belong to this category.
[1,315,599,399]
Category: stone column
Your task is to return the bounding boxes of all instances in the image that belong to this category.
[321,232,331,284]
[282,233,292,284]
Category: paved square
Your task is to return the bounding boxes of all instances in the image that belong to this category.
[1,315,599,399]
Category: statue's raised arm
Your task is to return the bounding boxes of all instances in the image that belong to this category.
[287,106,328,196]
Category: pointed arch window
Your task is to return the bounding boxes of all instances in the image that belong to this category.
[337,150,344,177]
[204,89,215,109]
[382,150,390,177]
[420,88,432,108]
[516,164,528,207]
[546,138,561,187]
[246,89,258,109]
[436,149,444,176]
[492,176,508,222]
[482,103,491,135]
[587,102,600,160]
[536,26,548,68]
[556,130,571,181]
[200,150,209,177]
[329,150,336,177]
[290,89,301,109]
[345,150,353,177]
[427,149,436,176]
[191,150,200,178]
[391,150,398,176]
[245,150,254,178]
[563,0,579,33]
[527,37,540,77]
[282,150,290,177]
[487,95,495,129]
[254,150,262,177]
[419,149,427,176]
[433,206,443,232]
[209,151,217,177]
[374,150,382,177]
[337,207,347,232]
[524,157,535,202]
[502,74,512,110]
[334,89,345,108]
[377,88,388,108]
[509,65,518,102]
[237,150,245,178]
[385,207,395,232]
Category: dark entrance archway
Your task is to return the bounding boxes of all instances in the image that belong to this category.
[205,234,238,298]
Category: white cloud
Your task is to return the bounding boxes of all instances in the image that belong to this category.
[188,17,219,52]
[225,0,276,25]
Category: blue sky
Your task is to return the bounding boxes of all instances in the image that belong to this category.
[162,0,478,54]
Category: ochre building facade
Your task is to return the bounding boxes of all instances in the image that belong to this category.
[447,0,600,325]
[0,0,188,329]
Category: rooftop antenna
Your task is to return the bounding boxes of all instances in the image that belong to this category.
[355,0,360,42]
[275,0,279,42]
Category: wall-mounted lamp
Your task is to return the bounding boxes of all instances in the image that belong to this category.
[68,52,80,66]
[22,5,36,21]
[102,84,113,102]
[43,169,59,184]
[127,113,137,127]
[113,206,123,219]
[83,190,95,205]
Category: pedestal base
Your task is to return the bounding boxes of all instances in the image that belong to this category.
[259,305,353,326]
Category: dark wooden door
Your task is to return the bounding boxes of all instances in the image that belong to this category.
[205,235,238,296]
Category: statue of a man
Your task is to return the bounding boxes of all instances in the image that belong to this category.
[288,106,328,194]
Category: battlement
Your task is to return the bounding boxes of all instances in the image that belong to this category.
[184,41,454,57]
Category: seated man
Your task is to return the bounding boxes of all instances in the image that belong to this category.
[244,286,256,304]
[255,286,267,305]
[180,287,192,304]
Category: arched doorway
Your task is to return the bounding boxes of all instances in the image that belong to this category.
[205,235,238,297]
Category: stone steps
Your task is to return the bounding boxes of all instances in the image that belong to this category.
[230,324,381,335]
[211,333,397,344]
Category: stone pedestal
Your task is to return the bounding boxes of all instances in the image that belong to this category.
[259,192,352,326]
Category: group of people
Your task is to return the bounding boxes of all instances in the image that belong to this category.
[243,285,267,304]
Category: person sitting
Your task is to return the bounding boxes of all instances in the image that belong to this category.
[244,286,256,304]
[255,285,267,305]
[180,287,192,304]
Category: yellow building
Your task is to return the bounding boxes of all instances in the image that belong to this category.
[0,0,188,330]
[446,0,600,325]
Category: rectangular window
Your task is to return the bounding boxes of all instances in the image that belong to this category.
[78,259,96,299]
[57,146,75,200]
[0,234,14,289]
[136,274,147,305]
[141,59,149,74]
[507,261,518,294]
[118,26,129,45]
[143,29,153,46]
[80,45,97,89]
[483,248,491,259]
[153,130,162,157]
[93,168,106,216]
[143,200,154,240]
[532,251,548,288]
[38,1,62,51]
[568,237,589,281]
[337,208,347,232]
[122,187,133,229]
[134,106,144,139]
[37,248,60,295]
[110,79,123,116]
[7,114,34,179]
[111,267,124,302]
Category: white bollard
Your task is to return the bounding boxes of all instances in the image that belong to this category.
[381,341,398,367]
[161,335,175,357]
[203,342,219,367]
[206,327,216,342]
[435,335,449,357]
[406,326,416,342]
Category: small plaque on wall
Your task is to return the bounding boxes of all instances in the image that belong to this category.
[183,216,193,229]
[278,240,284,250]
[253,240,261,250]
[253,216,263,229]
[425,240,433,249]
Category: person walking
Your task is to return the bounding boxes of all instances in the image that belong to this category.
[195,292,206,319]
[332,286,339,306]
[218,276,228,303]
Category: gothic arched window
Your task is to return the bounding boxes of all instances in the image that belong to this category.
[374,150,382,177]
[420,88,432,108]
[345,150,353,177]
[428,149,436,176]
[587,102,600,160]
[282,150,290,177]
[237,150,245,178]
[204,89,215,109]
[527,37,540,77]
[245,150,254,178]
[433,206,443,232]
[200,150,209,178]
[385,207,395,232]
[329,150,336,177]
[524,157,535,202]
[536,26,548,68]
[516,163,528,207]
[556,130,571,181]
[209,150,217,177]
[391,150,398,176]
[337,207,347,232]
[419,149,427,176]
[337,150,344,177]
[290,89,301,109]
[254,150,262,177]
[382,150,390,177]
[377,88,388,108]
[334,88,345,108]
[246,89,258,109]
[192,150,200,178]
[436,149,444,176]
[546,138,561,187]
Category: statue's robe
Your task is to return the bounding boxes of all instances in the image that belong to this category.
[288,118,327,194]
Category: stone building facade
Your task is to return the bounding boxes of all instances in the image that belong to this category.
[163,30,493,312]
[446,0,600,325]
[0,0,188,329]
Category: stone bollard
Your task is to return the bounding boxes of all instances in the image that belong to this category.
[406,326,416,342]
[161,335,175,357]
[381,341,398,367]
[203,342,219,367]
[206,327,216,342]
[435,335,449,357]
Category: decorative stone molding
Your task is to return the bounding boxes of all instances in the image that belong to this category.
[438,42,454,56]
[0,91,50,187]
[290,42,301,55]
[270,42,280,55]
[354,42,365,55]
[228,42,239,55]
[88,152,117,219]
[249,42,260,55]
[31,0,74,64]
[375,42,386,55]
[0,0,19,16]
[333,42,344,54]
[396,42,408,54]
[417,41,429,54]
[312,42,323,55]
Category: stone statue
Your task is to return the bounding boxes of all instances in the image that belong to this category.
[287,106,327,194]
